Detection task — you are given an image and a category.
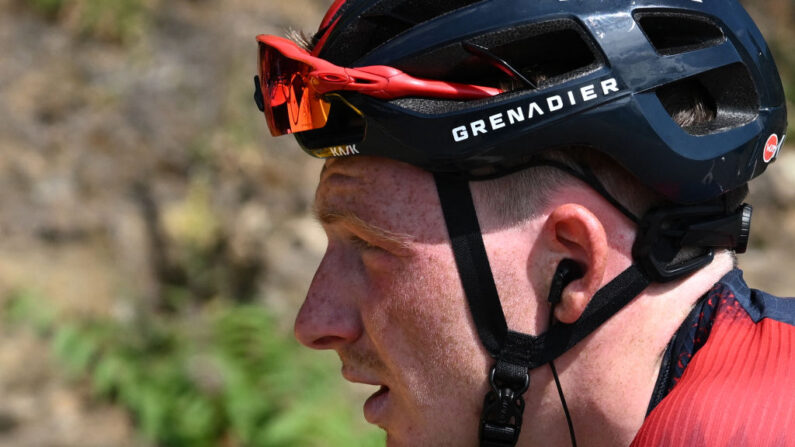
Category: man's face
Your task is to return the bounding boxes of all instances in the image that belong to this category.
[294,157,521,446]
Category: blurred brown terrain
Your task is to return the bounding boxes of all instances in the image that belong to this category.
[0,0,338,445]
[0,0,792,445]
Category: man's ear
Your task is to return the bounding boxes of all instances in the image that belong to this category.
[539,203,608,324]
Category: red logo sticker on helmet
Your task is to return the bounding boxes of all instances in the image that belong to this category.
[763,134,779,163]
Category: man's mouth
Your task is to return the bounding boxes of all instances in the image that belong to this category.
[364,385,390,423]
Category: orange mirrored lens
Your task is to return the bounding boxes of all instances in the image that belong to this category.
[260,44,331,136]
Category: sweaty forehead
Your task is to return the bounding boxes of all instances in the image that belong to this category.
[315,157,446,242]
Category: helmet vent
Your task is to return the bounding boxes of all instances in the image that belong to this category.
[656,63,758,136]
[322,0,484,65]
[476,25,599,90]
[635,12,725,55]
[393,19,602,92]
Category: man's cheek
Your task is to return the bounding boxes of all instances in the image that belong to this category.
[362,250,406,275]
[392,273,476,365]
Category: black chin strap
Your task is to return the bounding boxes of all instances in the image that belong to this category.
[434,174,508,356]
[434,173,652,447]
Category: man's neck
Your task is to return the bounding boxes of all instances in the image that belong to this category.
[529,253,735,447]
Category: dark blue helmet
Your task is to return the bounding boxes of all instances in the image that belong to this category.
[296,0,787,204]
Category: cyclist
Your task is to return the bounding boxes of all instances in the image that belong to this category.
[254,0,794,445]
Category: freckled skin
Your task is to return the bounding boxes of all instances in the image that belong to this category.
[297,157,491,446]
[294,156,734,447]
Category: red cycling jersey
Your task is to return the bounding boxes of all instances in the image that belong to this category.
[632,270,795,446]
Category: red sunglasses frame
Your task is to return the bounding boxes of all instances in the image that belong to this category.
[256,35,503,135]
[257,35,503,100]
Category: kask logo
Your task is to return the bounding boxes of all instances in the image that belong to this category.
[328,145,360,157]
[313,144,360,158]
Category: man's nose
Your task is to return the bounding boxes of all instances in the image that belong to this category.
[294,254,363,350]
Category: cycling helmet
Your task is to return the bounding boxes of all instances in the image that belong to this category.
[294,0,786,205]
[256,1,787,445]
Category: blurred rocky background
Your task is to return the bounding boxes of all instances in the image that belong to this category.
[0,0,791,445]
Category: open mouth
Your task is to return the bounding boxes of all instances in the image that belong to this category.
[363,385,390,423]
[372,385,389,398]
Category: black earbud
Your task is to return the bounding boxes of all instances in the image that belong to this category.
[546,259,583,447]
[548,259,584,305]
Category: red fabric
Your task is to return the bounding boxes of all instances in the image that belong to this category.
[632,295,795,446]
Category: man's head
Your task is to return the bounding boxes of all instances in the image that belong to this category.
[294,153,742,446]
[291,81,741,444]
[295,155,642,446]
[256,1,787,445]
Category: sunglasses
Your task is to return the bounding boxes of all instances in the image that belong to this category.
[255,35,503,136]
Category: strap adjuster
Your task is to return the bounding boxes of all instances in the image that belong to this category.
[480,364,529,447]
[632,204,752,282]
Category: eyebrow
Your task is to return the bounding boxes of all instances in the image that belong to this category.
[314,208,414,252]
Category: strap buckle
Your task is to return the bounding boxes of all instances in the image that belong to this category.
[632,204,752,283]
[480,365,530,446]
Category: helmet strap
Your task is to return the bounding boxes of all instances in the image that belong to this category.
[435,173,653,446]
[433,172,751,446]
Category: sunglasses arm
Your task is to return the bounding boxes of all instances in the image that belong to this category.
[310,66,502,100]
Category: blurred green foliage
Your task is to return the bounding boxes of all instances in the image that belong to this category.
[26,0,65,16]
[3,290,384,447]
[25,0,153,42]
